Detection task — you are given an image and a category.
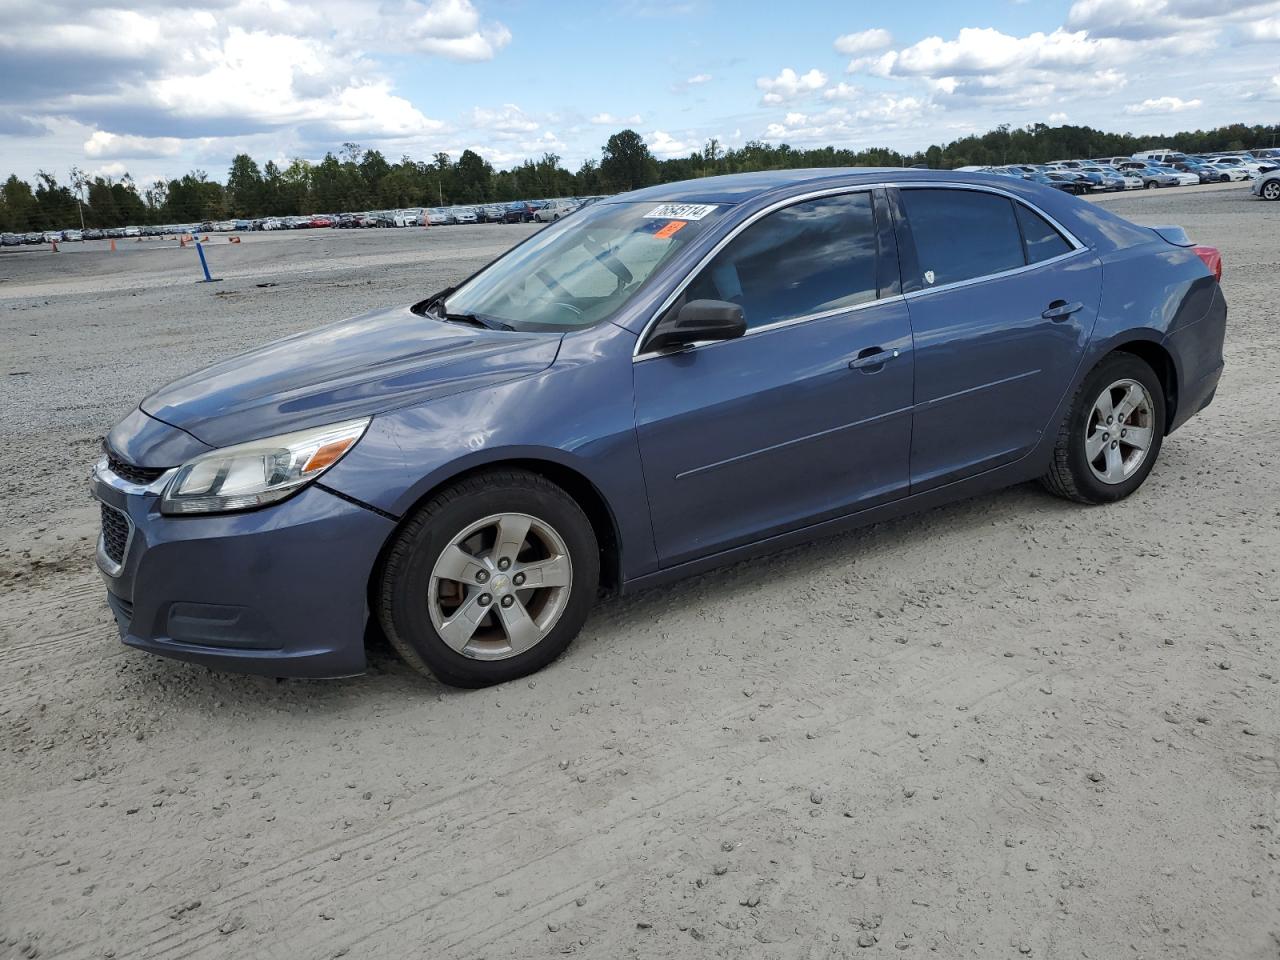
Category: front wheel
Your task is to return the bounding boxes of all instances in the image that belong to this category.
[1262,180,1280,201]
[377,470,600,687]
[1040,354,1165,505]
[1145,180,1157,189]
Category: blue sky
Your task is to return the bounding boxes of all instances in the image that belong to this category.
[1,0,1278,186]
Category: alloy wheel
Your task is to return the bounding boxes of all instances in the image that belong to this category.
[1263,181,1280,200]
[1085,379,1155,485]
[428,512,573,661]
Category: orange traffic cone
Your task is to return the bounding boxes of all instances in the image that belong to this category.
[179,236,188,248]
[228,235,241,244]
[109,238,116,252]
[50,240,58,253]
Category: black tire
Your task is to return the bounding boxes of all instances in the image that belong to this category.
[1145,180,1156,189]
[1040,353,1166,505]
[377,470,600,687]
[1220,174,1230,183]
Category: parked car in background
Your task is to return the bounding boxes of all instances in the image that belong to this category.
[1116,162,1180,188]
[1154,166,1199,187]
[123,226,140,237]
[452,206,479,224]
[90,169,1226,687]
[1171,161,1216,183]
[24,232,43,244]
[425,208,453,226]
[534,199,579,222]
[1,232,20,246]
[1132,150,1189,166]
[503,201,535,223]
[42,230,62,243]
[83,228,104,240]
[1044,171,1090,194]
[1253,168,1280,200]
[480,204,506,223]
[61,228,83,241]
[1202,157,1253,181]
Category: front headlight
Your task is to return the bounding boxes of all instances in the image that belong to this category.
[160,418,370,515]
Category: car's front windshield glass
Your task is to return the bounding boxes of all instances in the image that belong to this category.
[442,200,725,332]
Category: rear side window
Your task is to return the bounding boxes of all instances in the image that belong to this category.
[681,192,879,330]
[1014,203,1071,263]
[900,189,1023,287]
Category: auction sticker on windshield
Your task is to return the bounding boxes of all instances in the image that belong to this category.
[643,203,718,220]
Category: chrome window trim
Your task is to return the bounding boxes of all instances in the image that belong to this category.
[901,247,1088,302]
[632,179,1085,362]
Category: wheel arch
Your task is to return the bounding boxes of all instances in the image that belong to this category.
[1109,339,1179,433]
[367,455,624,618]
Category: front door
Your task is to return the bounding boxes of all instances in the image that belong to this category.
[633,189,915,567]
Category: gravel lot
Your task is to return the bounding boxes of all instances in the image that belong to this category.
[2,183,1277,960]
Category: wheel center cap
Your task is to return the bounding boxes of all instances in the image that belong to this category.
[492,575,511,594]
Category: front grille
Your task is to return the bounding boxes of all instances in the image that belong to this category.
[106,450,167,486]
[100,503,130,566]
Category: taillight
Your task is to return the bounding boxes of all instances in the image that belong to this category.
[1193,245,1222,282]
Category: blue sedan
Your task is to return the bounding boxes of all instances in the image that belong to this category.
[93,169,1227,687]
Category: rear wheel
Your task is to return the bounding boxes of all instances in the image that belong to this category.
[377,470,600,687]
[1145,180,1157,189]
[1041,353,1165,505]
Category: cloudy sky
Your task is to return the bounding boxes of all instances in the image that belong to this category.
[2,0,1278,185]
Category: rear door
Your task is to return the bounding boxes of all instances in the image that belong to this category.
[892,186,1102,491]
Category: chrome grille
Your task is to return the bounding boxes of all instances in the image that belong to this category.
[105,451,167,486]
[100,503,130,566]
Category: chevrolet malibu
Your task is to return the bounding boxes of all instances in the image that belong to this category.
[93,169,1227,687]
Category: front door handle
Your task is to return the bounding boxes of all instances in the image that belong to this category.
[848,347,900,371]
[1042,300,1083,321]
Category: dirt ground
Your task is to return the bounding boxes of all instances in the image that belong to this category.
[1,183,1277,960]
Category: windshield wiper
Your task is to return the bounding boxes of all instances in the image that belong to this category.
[441,311,515,332]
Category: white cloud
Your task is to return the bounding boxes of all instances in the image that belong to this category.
[590,112,644,125]
[686,73,712,85]
[756,67,827,104]
[84,131,184,159]
[822,82,862,101]
[834,28,892,55]
[1124,95,1202,114]
[1048,111,1070,123]
[1241,15,1280,40]
[471,103,540,137]
[649,130,697,158]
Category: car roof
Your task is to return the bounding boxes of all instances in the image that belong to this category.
[600,167,942,205]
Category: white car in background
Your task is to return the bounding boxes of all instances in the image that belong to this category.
[1253,169,1280,200]
[1156,166,1200,186]
[62,229,83,241]
[534,198,579,222]
[42,230,62,242]
[1205,158,1254,180]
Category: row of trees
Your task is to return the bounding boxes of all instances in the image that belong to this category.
[3,122,1276,232]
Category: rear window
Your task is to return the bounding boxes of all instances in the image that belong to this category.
[901,189,1024,287]
[1015,203,1072,263]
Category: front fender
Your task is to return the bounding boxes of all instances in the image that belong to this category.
[320,321,660,580]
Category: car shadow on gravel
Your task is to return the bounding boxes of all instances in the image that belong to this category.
[111,480,1078,714]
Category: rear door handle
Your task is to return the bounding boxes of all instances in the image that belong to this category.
[1042,300,1084,321]
[848,348,900,371]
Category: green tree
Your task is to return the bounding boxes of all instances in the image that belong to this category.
[226,153,265,217]
[600,129,657,192]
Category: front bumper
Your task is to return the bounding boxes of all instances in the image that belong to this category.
[92,464,396,678]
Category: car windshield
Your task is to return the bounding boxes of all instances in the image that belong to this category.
[442,200,725,332]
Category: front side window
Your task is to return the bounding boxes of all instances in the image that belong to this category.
[676,192,879,331]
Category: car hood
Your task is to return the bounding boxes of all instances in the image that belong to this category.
[140,303,562,449]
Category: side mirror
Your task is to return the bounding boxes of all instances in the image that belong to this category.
[645,299,746,353]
